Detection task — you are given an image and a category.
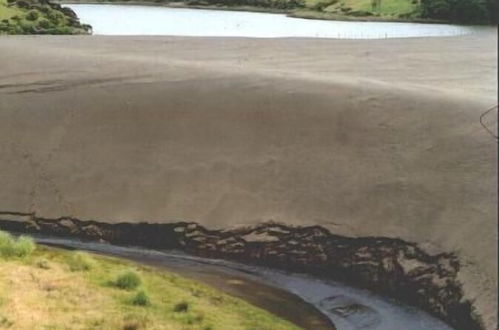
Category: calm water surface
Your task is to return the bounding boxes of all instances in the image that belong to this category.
[66,4,481,38]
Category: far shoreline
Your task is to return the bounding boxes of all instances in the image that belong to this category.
[56,0,460,25]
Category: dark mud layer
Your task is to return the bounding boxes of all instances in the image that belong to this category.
[0,211,483,330]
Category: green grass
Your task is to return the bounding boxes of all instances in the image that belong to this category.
[0,231,35,259]
[130,289,151,306]
[68,251,96,271]
[114,270,142,290]
[0,237,300,330]
[304,0,417,17]
[0,0,22,20]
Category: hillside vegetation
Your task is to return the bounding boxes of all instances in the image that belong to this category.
[0,231,299,330]
[0,0,90,34]
[298,0,497,22]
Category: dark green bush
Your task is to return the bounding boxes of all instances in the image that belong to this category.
[131,290,150,306]
[37,18,51,29]
[114,270,142,290]
[54,26,74,34]
[15,0,31,8]
[173,301,189,312]
[0,21,9,34]
[187,0,304,9]
[26,10,40,21]
[312,0,337,10]
[350,10,374,16]
[421,0,493,23]
[47,10,64,24]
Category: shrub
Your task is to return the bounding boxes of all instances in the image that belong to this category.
[37,19,52,29]
[68,252,95,271]
[37,5,50,13]
[311,0,337,10]
[0,23,8,34]
[0,231,35,259]
[15,0,30,8]
[81,24,92,33]
[0,231,15,256]
[173,301,189,312]
[26,10,40,21]
[19,21,36,34]
[131,290,150,306]
[47,11,63,24]
[114,270,142,290]
[15,236,36,257]
[421,0,492,23]
[54,26,73,35]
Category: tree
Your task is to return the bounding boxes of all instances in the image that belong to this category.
[421,0,492,23]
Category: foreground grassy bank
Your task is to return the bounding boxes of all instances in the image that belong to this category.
[0,0,90,34]
[0,232,300,330]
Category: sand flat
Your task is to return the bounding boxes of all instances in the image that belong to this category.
[0,32,497,328]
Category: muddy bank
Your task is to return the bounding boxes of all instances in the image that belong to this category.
[0,35,496,329]
[0,211,482,330]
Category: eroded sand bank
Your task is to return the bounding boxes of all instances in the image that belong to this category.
[0,32,497,328]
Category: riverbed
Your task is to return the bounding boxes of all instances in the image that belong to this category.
[64,4,481,38]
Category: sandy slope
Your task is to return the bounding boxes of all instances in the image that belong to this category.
[0,32,497,328]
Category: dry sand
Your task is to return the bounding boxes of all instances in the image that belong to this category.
[0,32,497,328]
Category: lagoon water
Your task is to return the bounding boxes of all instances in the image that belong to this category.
[66,4,479,39]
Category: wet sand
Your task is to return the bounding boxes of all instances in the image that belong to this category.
[0,32,497,328]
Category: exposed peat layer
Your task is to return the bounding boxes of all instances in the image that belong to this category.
[0,211,484,330]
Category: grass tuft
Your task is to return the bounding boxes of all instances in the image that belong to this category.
[114,270,142,290]
[131,290,151,307]
[173,300,189,313]
[0,231,35,259]
[68,251,95,271]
